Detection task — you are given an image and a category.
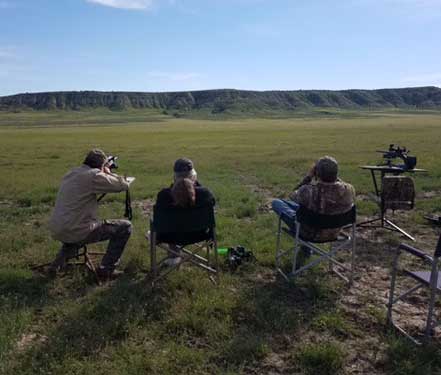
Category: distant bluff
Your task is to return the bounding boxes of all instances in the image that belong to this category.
[1,87,441,112]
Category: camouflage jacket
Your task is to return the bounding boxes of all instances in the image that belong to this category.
[291,179,355,241]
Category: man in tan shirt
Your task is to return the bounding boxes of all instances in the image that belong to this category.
[272,156,355,241]
[48,149,132,278]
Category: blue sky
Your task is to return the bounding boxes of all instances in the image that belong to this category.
[1,0,440,96]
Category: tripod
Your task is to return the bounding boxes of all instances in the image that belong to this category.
[358,165,426,241]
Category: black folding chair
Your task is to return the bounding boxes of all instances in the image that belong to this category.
[275,205,356,285]
[148,205,218,286]
[387,234,441,345]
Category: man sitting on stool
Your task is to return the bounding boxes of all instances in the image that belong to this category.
[272,156,355,242]
[48,149,132,279]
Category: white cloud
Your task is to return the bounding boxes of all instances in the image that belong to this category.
[148,71,202,81]
[86,0,154,10]
[402,73,441,85]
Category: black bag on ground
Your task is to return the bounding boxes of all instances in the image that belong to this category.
[226,246,255,271]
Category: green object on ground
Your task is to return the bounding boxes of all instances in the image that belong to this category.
[217,247,229,255]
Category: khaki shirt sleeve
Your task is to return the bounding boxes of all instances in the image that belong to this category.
[92,172,129,194]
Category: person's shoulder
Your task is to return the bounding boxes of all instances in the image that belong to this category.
[64,165,96,179]
[157,187,172,199]
[338,179,355,191]
[335,180,356,200]
[196,186,214,197]
[293,184,314,206]
[195,185,215,206]
[297,183,314,195]
[155,187,174,208]
[78,164,100,176]
[195,185,211,193]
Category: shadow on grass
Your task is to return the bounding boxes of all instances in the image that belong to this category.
[383,335,441,375]
[2,262,345,374]
[7,275,172,374]
[0,268,53,367]
[215,267,341,371]
[0,268,51,306]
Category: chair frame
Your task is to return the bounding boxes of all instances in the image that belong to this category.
[148,205,219,286]
[275,205,356,285]
[387,237,441,345]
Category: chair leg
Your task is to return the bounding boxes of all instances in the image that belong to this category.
[425,262,439,340]
[211,236,219,285]
[275,217,282,269]
[83,246,101,285]
[350,223,356,286]
[292,244,300,275]
[387,249,400,326]
[328,243,334,273]
[292,225,301,275]
[150,231,157,284]
[425,289,437,340]
[203,230,219,284]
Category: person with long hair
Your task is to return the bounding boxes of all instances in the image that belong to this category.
[154,158,215,266]
[171,178,196,208]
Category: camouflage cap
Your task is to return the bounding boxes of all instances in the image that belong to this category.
[84,149,107,169]
[316,155,338,182]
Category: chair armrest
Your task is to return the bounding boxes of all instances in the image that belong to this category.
[399,243,433,262]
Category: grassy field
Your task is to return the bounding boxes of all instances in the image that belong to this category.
[1,109,441,374]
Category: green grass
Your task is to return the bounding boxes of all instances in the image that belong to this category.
[385,338,441,375]
[311,310,357,338]
[297,342,345,375]
[0,109,441,374]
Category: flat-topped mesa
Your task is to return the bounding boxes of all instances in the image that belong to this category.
[1,86,440,112]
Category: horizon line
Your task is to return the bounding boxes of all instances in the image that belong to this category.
[1,85,440,98]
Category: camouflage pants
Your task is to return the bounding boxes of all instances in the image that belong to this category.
[57,219,132,271]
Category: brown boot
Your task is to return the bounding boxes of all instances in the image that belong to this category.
[97,268,124,281]
[47,252,68,277]
[47,244,79,277]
